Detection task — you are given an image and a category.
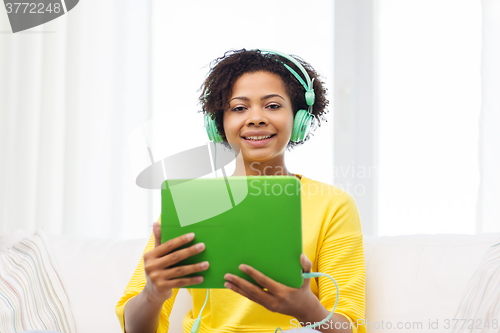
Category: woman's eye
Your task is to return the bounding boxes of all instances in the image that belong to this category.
[231,106,245,112]
[268,104,281,110]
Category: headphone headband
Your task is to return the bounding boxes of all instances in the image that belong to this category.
[257,49,315,107]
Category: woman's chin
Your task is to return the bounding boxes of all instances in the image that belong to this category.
[241,149,284,164]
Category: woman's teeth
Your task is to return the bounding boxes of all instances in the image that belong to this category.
[245,135,273,141]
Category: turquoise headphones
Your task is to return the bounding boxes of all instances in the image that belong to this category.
[203,49,315,144]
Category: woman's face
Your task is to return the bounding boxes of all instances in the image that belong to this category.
[223,71,294,164]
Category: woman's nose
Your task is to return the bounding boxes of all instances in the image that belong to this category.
[245,106,268,126]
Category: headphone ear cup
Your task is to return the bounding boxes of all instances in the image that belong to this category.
[204,114,224,143]
[290,109,313,143]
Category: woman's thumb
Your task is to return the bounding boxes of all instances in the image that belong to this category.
[300,254,313,289]
[301,253,312,273]
[153,222,161,248]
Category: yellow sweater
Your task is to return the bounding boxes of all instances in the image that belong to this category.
[116,174,366,333]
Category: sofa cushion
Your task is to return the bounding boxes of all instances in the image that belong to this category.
[47,234,150,333]
[0,231,76,333]
[363,233,500,332]
[0,229,34,249]
[450,238,500,332]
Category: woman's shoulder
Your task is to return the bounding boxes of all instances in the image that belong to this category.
[299,175,362,236]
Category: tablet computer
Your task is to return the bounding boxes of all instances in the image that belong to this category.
[161,175,303,289]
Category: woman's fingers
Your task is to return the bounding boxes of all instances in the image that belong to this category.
[149,272,205,292]
[163,261,210,280]
[165,275,205,289]
[143,228,208,303]
[224,280,260,305]
[238,264,280,294]
[147,231,195,260]
[144,233,202,279]
[154,241,205,269]
[224,272,276,306]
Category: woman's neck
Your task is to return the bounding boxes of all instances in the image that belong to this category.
[231,159,294,177]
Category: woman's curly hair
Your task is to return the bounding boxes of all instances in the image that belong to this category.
[198,49,329,151]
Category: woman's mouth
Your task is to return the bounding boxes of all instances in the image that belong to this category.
[241,134,276,147]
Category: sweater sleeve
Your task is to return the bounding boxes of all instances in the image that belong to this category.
[115,217,180,333]
[316,192,366,333]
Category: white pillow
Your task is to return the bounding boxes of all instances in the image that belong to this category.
[0,230,76,333]
[450,238,500,333]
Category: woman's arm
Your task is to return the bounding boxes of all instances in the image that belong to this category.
[315,192,366,333]
[119,222,209,333]
[124,290,165,333]
[293,296,353,333]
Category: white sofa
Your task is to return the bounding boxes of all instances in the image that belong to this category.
[2,230,499,333]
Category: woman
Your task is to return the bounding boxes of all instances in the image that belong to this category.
[116,49,366,333]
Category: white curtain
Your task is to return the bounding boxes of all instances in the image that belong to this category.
[0,0,153,240]
[2,0,498,239]
[477,0,500,233]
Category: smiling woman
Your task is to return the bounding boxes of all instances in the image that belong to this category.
[116,49,366,333]
[201,50,329,154]
[223,71,295,175]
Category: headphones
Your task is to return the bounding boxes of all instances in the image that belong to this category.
[203,49,315,144]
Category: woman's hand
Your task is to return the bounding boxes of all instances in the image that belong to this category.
[142,222,209,305]
[223,254,322,320]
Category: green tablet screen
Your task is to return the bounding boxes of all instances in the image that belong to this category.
[161,175,303,289]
